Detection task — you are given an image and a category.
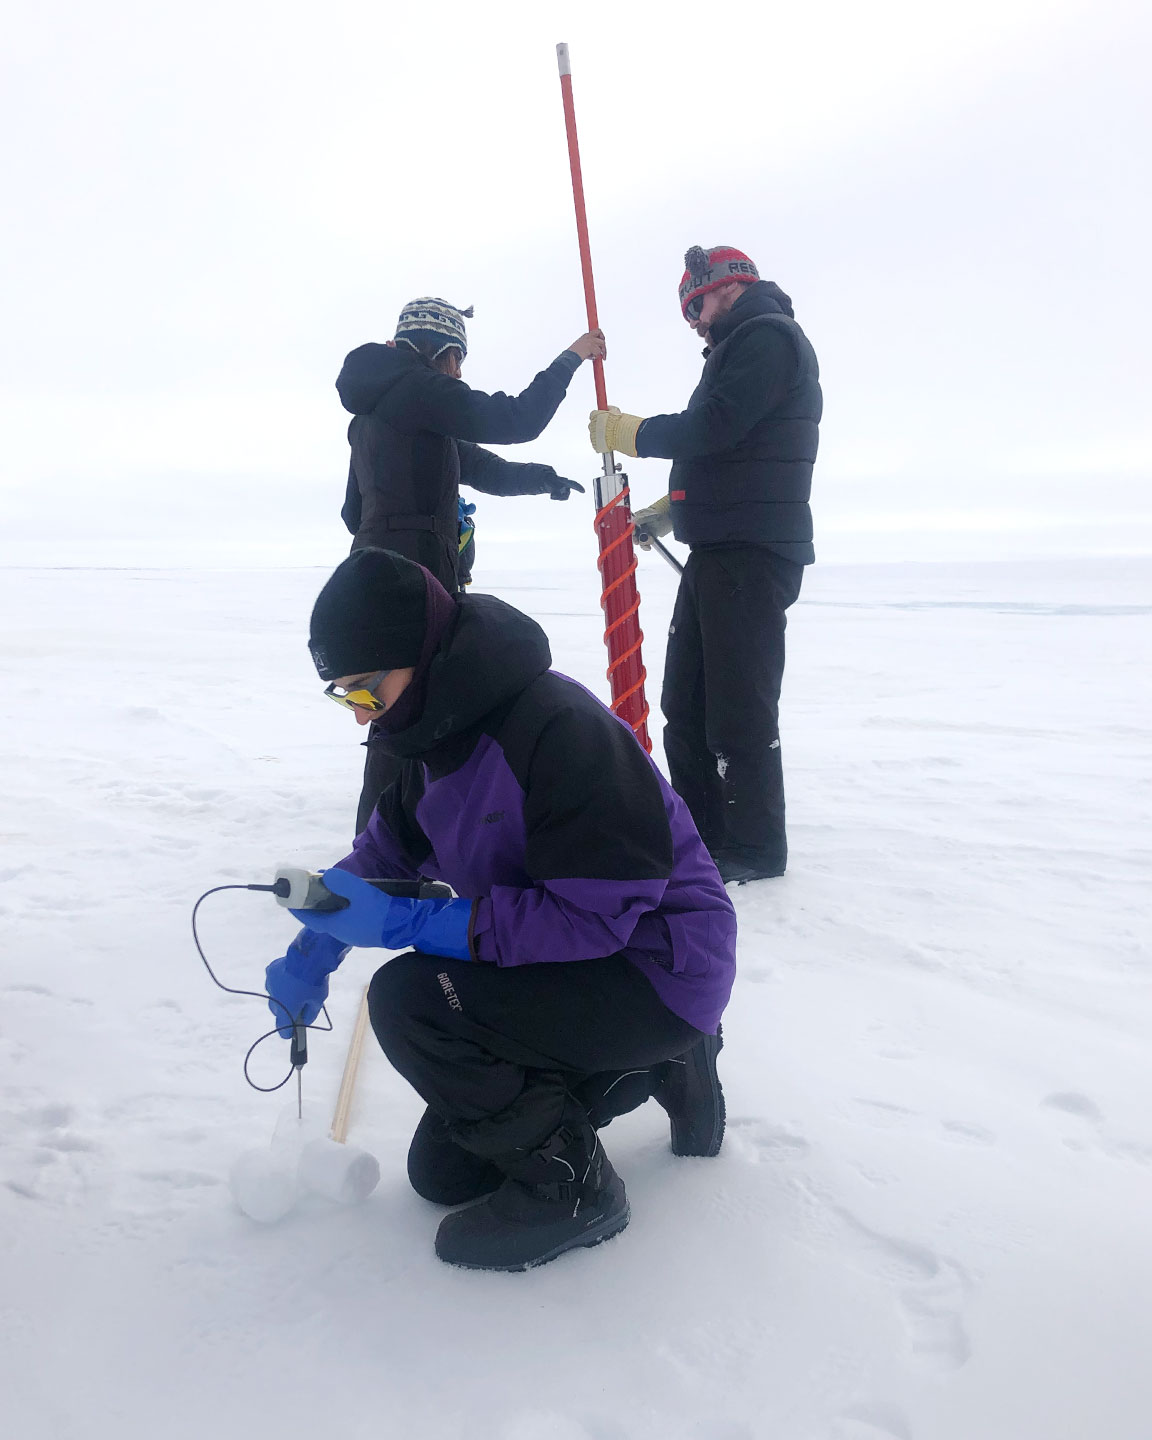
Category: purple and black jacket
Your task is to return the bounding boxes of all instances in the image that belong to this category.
[337,592,737,1035]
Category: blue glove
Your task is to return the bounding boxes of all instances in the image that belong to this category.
[291,868,473,961]
[265,928,349,1037]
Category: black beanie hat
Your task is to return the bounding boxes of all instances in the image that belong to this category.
[308,549,430,681]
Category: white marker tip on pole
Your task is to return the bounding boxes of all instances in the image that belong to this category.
[556,43,571,76]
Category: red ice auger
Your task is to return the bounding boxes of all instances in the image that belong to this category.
[556,42,652,753]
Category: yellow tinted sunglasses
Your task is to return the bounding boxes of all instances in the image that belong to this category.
[323,669,392,714]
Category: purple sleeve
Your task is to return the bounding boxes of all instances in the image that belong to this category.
[469,876,668,967]
[334,808,420,882]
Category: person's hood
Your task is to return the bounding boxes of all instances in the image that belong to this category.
[335,342,429,416]
[707,280,795,350]
[383,592,553,759]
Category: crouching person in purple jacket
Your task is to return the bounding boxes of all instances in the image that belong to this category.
[270,547,737,1271]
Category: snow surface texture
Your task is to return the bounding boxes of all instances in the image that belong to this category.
[1,556,1150,1440]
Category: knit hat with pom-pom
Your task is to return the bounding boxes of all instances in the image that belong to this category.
[678,246,759,318]
[394,297,474,360]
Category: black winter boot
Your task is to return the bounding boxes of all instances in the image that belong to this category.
[434,1106,629,1271]
[651,1027,726,1157]
[407,1106,504,1206]
[714,850,786,883]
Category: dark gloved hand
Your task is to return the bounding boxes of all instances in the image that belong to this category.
[291,868,474,961]
[265,928,348,1037]
[549,476,586,502]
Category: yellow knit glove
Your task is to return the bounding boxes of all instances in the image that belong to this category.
[588,406,644,458]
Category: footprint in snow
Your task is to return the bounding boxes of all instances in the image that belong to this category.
[3,984,93,1008]
[4,1100,99,1201]
[27,1102,75,1128]
[494,1413,622,1440]
[940,1119,995,1146]
[690,1422,758,1440]
[43,1132,98,1153]
[1041,1092,1152,1165]
[853,1099,917,1130]
[853,1098,996,1147]
[6,1100,77,1134]
[819,1404,912,1440]
[834,1208,971,1372]
[726,1116,811,1162]
[1042,1091,1101,1121]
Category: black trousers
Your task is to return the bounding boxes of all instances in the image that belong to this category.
[662,545,804,870]
[367,951,701,1159]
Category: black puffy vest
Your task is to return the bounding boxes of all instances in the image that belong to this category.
[346,407,462,591]
[337,346,463,592]
[670,302,821,563]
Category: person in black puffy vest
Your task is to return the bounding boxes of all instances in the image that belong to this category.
[339,297,604,835]
[589,246,822,883]
[338,297,599,591]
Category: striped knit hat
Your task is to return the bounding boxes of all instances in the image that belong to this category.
[678,246,759,318]
[394,297,474,360]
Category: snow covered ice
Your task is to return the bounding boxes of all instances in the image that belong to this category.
[1,554,1150,1440]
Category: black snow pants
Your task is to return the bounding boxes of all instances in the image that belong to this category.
[661,545,804,872]
[367,950,701,1160]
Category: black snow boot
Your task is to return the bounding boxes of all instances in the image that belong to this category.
[714,850,786,884]
[407,1106,503,1207]
[651,1027,726,1157]
[434,1106,629,1271]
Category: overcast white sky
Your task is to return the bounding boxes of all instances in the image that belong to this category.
[2,0,1149,566]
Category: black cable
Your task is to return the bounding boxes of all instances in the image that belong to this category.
[191,884,332,1093]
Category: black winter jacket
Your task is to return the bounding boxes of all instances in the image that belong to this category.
[336,344,582,592]
[341,590,737,1033]
[636,282,822,564]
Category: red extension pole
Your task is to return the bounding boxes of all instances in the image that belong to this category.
[556,42,651,751]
